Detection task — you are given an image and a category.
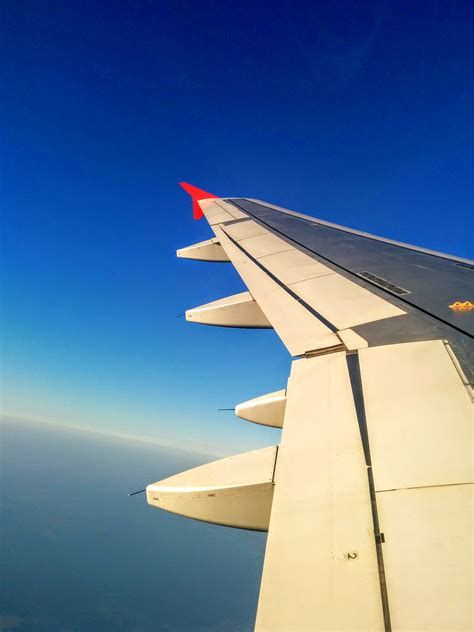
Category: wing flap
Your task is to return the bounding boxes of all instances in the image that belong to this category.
[255,352,385,631]
[377,484,473,631]
[360,340,473,490]
[358,340,474,630]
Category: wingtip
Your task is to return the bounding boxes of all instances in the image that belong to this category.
[179,182,218,199]
[179,182,218,219]
[179,182,218,220]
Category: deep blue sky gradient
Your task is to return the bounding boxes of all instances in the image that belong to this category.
[2,0,473,454]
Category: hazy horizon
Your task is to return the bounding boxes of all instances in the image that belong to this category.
[0,414,230,460]
[0,417,267,631]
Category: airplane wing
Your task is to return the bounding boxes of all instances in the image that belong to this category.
[146,183,473,632]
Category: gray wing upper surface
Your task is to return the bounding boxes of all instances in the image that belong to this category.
[226,198,474,381]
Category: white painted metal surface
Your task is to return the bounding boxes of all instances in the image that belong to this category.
[238,232,293,259]
[199,198,235,225]
[255,353,384,631]
[146,446,277,531]
[338,328,369,350]
[235,389,286,428]
[216,199,249,219]
[176,238,230,262]
[358,340,474,631]
[224,219,267,241]
[186,291,272,328]
[377,484,473,631]
[209,199,250,220]
[360,340,473,491]
[259,248,333,284]
[290,272,405,329]
[214,225,341,355]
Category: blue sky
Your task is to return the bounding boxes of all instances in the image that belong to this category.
[2,0,473,455]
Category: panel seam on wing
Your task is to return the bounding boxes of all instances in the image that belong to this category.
[220,227,340,335]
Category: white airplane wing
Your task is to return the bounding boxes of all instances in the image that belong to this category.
[146,183,473,631]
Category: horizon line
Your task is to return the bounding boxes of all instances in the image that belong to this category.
[0,412,225,459]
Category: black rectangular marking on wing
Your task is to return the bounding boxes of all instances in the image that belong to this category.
[357,272,411,296]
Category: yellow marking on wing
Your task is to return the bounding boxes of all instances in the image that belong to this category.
[449,301,474,311]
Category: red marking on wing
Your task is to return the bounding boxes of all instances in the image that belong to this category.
[179,182,218,220]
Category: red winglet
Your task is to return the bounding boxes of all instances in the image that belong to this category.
[179,182,218,220]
